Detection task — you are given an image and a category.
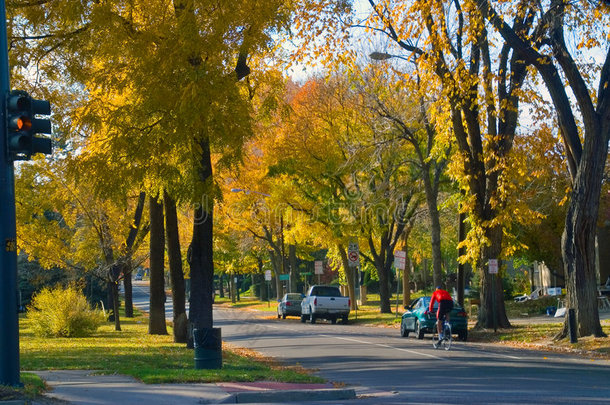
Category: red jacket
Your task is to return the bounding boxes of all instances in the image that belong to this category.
[429,289,452,311]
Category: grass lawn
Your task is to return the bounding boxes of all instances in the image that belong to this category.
[19,309,324,385]
[0,372,45,401]
[469,320,610,358]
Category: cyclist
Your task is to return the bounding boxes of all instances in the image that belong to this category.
[429,286,453,345]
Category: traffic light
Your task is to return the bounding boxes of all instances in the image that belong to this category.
[5,90,52,160]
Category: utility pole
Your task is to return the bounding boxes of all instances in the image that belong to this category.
[0,0,53,385]
[0,0,20,386]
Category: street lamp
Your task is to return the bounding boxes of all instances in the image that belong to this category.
[369,51,411,62]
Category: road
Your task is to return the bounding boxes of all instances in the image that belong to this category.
[131,280,182,320]
[217,307,610,404]
[131,282,610,404]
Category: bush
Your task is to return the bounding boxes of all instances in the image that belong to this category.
[26,285,105,338]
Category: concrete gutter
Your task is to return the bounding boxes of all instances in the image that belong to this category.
[220,388,357,403]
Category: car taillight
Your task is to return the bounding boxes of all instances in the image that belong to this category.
[314,298,317,306]
[286,302,291,306]
[348,298,351,308]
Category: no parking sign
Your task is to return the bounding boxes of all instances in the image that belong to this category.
[348,242,359,267]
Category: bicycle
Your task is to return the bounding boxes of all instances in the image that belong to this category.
[433,319,452,350]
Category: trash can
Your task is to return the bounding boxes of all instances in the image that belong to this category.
[193,327,222,369]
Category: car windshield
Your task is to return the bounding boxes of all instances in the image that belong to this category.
[420,296,462,311]
[286,294,302,300]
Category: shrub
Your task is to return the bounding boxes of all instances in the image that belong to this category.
[26,284,105,338]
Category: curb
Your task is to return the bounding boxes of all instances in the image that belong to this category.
[220,388,357,403]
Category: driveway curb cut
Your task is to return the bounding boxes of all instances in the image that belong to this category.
[219,388,356,403]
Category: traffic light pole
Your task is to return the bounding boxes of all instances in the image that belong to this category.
[0,0,22,386]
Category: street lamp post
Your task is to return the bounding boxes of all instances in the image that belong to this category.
[369,51,412,62]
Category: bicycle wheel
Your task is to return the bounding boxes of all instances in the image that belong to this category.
[432,321,440,349]
[441,322,452,351]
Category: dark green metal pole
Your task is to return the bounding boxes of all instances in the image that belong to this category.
[0,0,22,386]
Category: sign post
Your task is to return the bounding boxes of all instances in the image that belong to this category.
[348,241,359,320]
[314,260,323,284]
[264,270,272,307]
[394,251,406,317]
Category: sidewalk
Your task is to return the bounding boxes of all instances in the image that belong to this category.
[27,370,356,405]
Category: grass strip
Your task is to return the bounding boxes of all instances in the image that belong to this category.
[19,309,323,385]
[0,372,45,401]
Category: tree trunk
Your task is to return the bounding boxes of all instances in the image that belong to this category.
[149,195,167,335]
[477,225,510,329]
[560,152,606,338]
[360,284,368,305]
[110,280,121,331]
[123,191,146,319]
[164,192,187,343]
[289,244,298,293]
[377,254,391,313]
[123,265,134,318]
[188,137,215,331]
[338,244,356,310]
[457,209,467,307]
[230,275,237,303]
[268,250,283,299]
[422,166,443,289]
[216,274,223,298]
[403,256,411,307]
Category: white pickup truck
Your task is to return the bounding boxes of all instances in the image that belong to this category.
[300,285,350,324]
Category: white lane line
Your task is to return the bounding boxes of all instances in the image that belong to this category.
[247,321,443,359]
[327,335,444,360]
[467,347,522,360]
[263,323,523,361]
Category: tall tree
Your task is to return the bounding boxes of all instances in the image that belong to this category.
[324,0,536,328]
[363,65,450,289]
[16,158,149,331]
[148,195,167,335]
[164,192,187,342]
[482,0,610,337]
[10,1,296,338]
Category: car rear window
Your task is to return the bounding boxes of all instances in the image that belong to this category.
[286,294,302,300]
[311,287,342,297]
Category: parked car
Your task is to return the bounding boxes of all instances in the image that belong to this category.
[277,293,304,319]
[301,285,350,324]
[400,296,468,341]
[134,273,143,281]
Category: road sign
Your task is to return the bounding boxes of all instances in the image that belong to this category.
[394,250,406,270]
[264,270,272,281]
[314,260,324,275]
[348,241,359,267]
[488,259,499,274]
[279,274,290,281]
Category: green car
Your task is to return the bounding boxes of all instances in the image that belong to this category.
[400,296,468,341]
